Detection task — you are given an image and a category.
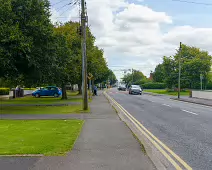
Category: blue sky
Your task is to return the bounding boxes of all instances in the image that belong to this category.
[141,0,212,27]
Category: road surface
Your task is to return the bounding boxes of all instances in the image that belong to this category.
[108,88,212,170]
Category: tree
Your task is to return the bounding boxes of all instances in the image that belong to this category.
[153,64,165,83]
[122,70,147,87]
[52,31,72,99]
[53,21,111,96]
[152,44,212,89]
[0,0,55,85]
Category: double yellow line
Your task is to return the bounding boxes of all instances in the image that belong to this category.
[104,92,192,170]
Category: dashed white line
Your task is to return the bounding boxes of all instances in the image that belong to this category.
[162,104,172,107]
[182,109,198,115]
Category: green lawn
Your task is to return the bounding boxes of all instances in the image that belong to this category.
[0,105,89,114]
[144,89,190,96]
[67,91,80,96]
[0,96,82,104]
[0,120,84,155]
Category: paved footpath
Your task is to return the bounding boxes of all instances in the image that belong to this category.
[0,92,155,170]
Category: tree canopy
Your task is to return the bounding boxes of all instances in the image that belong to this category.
[153,44,212,89]
[122,70,149,87]
[0,0,116,97]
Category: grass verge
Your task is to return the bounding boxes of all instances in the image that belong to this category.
[0,120,84,155]
[0,96,82,105]
[0,105,90,114]
[144,89,189,96]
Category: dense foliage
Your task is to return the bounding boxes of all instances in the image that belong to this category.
[142,83,166,89]
[152,44,212,89]
[0,0,116,98]
[122,70,150,87]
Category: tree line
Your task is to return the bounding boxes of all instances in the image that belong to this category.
[152,44,212,90]
[122,44,212,90]
[0,0,116,98]
[122,70,151,87]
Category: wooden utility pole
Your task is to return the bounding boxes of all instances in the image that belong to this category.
[178,42,182,99]
[81,0,88,110]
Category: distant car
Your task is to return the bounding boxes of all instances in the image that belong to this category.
[129,85,142,95]
[118,85,126,91]
[32,86,62,98]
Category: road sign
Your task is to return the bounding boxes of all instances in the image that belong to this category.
[88,73,93,80]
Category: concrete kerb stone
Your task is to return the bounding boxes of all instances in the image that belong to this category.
[171,98,212,107]
[103,92,174,170]
[143,92,163,96]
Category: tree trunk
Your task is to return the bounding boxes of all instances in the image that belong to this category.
[78,83,82,94]
[61,84,67,100]
[92,80,95,95]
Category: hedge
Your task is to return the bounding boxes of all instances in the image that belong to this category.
[0,88,10,95]
[142,83,166,89]
[23,88,36,90]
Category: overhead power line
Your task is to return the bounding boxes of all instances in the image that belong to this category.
[171,0,212,6]
[51,0,70,6]
[57,0,78,18]
[55,0,77,12]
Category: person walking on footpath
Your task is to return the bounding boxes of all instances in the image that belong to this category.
[94,85,98,96]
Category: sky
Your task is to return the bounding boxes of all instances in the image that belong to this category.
[49,0,212,80]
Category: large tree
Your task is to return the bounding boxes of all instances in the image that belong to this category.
[153,63,165,83]
[0,0,55,85]
[153,44,212,89]
[122,70,147,87]
[53,21,111,96]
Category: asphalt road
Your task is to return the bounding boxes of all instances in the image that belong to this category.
[108,88,212,170]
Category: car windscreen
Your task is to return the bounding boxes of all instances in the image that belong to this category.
[132,85,140,88]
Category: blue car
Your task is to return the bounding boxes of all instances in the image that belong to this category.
[32,86,62,98]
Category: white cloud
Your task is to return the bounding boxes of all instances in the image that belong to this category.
[50,0,212,80]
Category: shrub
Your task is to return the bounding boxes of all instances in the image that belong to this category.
[206,82,212,90]
[142,83,166,89]
[0,88,10,95]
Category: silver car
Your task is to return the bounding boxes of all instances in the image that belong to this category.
[129,85,142,95]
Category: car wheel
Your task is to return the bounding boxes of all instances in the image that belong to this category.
[35,94,40,98]
[54,93,59,98]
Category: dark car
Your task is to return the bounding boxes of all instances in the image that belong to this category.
[129,85,142,95]
[32,86,62,98]
[118,85,126,91]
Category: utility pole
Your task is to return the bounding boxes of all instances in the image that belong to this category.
[81,0,88,110]
[178,42,182,99]
[200,73,203,90]
[132,68,133,84]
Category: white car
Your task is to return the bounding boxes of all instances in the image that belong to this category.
[129,85,142,95]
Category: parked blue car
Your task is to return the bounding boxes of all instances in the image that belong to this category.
[32,86,62,98]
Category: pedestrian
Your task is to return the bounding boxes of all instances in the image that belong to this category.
[16,85,21,97]
[94,85,98,96]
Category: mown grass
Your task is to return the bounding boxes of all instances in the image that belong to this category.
[0,120,84,155]
[0,96,82,104]
[0,105,90,114]
[144,89,189,96]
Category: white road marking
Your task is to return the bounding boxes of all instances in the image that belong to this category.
[162,104,172,107]
[182,109,198,115]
